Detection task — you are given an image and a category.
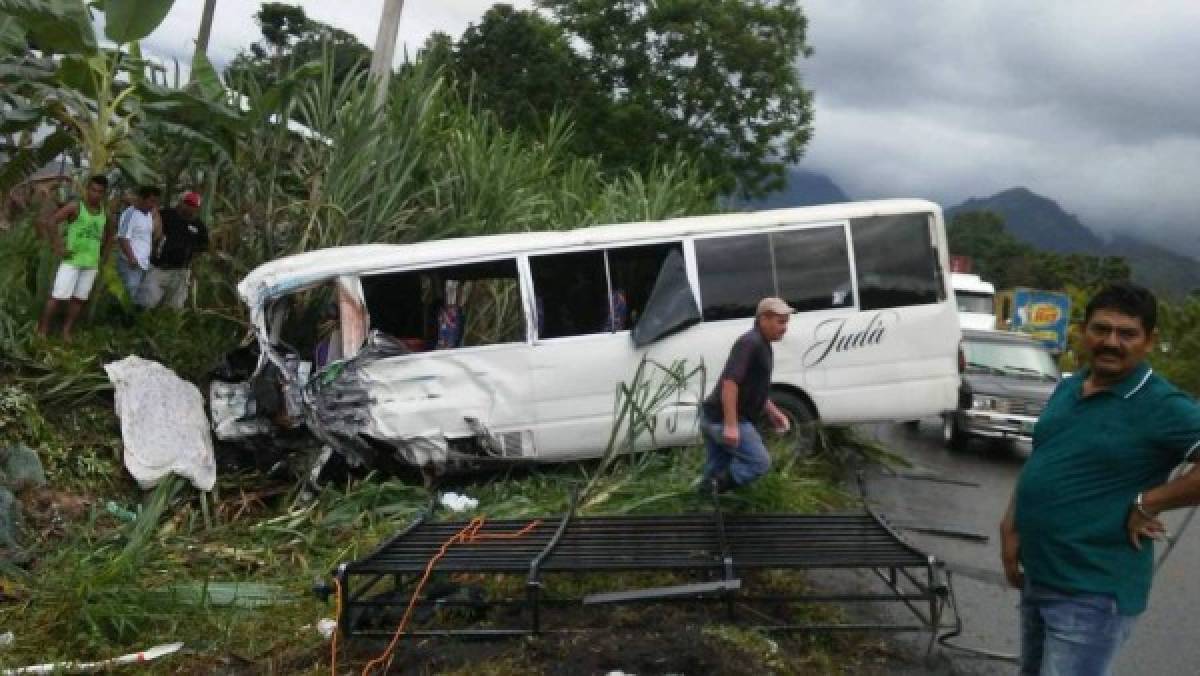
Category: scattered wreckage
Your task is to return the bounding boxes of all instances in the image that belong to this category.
[210,200,962,479]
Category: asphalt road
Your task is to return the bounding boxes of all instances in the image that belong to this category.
[857,421,1200,675]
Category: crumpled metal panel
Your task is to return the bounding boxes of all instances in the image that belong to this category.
[357,355,530,451]
[298,334,532,473]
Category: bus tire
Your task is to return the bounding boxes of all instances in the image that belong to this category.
[769,390,820,457]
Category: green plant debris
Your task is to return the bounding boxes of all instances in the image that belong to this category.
[704,626,788,673]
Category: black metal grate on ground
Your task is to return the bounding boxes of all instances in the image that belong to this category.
[347,512,927,575]
[327,500,950,644]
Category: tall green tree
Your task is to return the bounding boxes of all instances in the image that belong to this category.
[446,0,814,197]
[538,0,814,196]
[449,5,600,142]
[1154,296,1200,396]
[226,3,370,91]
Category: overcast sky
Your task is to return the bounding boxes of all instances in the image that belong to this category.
[137,1,1199,255]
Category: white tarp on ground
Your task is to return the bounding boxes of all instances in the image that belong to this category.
[104,356,216,491]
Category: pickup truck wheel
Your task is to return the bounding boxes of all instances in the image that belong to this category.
[769,391,820,457]
[942,413,968,451]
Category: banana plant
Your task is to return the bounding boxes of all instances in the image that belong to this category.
[0,0,237,191]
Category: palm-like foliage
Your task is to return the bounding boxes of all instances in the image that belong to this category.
[0,0,238,191]
[211,50,715,273]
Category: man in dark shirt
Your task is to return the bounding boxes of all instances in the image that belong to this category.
[698,296,793,493]
[140,191,209,309]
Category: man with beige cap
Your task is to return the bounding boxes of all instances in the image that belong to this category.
[698,296,793,493]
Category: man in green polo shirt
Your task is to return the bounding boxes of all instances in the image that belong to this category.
[1000,282,1200,675]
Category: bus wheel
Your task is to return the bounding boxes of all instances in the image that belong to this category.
[769,391,820,458]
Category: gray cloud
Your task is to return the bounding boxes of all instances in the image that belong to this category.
[799,1,1200,254]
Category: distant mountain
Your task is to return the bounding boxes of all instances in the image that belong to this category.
[1105,235,1200,299]
[948,188,1200,297]
[948,187,1106,254]
[739,168,850,210]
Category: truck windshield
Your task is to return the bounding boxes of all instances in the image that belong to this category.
[963,340,1059,381]
[956,291,994,314]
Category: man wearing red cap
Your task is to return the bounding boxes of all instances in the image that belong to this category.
[139,191,209,309]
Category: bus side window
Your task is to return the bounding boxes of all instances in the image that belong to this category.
[850,214,941,310]
[606,242,685,329]
[629,246,701,346]
[695,233,774,321]
[362,258,525,350]
[530,251,609,339]
[531,242,693,341]
[771,226,853,312]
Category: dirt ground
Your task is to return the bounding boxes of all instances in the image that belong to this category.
[308,577,948,675]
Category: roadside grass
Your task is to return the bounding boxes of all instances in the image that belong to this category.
[0,391,892,672]
[0,412,897,673]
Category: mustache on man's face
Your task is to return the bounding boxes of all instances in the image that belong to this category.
[1093,347,1124,359]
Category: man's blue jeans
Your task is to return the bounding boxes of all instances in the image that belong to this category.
[699,416,770,487]
[1020,582,1137,676]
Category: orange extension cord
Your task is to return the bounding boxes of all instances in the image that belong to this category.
[329,517,542,676]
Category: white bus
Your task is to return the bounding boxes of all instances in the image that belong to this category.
[212,199,962,474]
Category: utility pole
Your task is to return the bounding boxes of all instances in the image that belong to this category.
[194,0,218,60]
[369,0,405,109]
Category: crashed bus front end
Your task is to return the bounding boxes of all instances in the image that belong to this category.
[209,245,554,481]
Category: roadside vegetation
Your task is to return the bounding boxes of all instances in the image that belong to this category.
[947,210,1200,389]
